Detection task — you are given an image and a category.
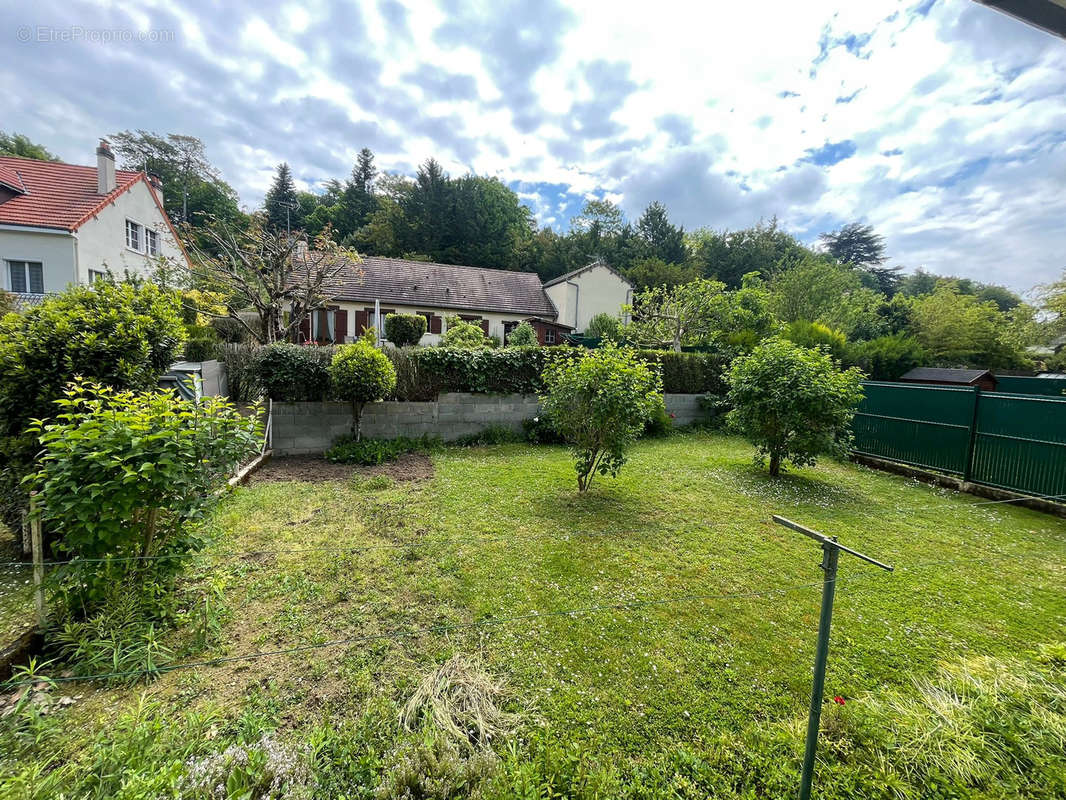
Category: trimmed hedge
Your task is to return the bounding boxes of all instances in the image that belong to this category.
[384,313,427,347]
[248,344,727,401]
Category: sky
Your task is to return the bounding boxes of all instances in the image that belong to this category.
[4,0,1065,292]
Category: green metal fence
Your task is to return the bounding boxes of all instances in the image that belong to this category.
[993,376,1066,397]
[852,382,1066,499]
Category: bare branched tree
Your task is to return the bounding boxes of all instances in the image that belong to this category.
[184,214,362,344]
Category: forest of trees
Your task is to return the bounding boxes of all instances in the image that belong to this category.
[4,130,1064,374]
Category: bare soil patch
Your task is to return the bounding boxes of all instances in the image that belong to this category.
[252,454,434,484]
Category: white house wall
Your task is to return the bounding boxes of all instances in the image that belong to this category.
[545,264,632,332]
[75,181,184,282]
[0,227,76,293]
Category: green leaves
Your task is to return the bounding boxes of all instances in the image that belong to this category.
[26,379,261,617]
[329,342,397,406]
[726,338,864,477]
[541,345,663,492]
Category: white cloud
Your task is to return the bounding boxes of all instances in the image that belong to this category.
[4,0,1065,290]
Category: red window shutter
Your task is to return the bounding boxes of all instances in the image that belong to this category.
[480,319,489,335]
[335,309,347,341]
[298,315,310,343]
[429,314,442,334]
[356,310,369,335]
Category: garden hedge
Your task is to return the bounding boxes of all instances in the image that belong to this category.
[247,344,727,401]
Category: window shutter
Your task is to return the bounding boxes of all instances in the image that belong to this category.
[480,319,489,335]
[298,315,311,343]
[429,314,442,334]
[335,309,347,341]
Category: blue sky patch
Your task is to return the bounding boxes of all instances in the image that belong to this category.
[803,140,857,167]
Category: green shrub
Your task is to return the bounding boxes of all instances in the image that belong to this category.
[522,415,565,445]
[638,351,728,395]
[328,342,397,439]
[385,313,428,347]
[408,347,580,396]
[541,344,663,492]
[0,290,15,316]
[251,343,332,401]
[442,321,489,349]
[27,380,261,619]
[220,342,262,403]
[781,320,847,359]
[0,281,185,527]
[506,322,539,347]
[184,336,222,362]
[208,316,248,344]
[726,337,864,477]
[845,333,926,381]
[325,434,440,465]
[451,425,524,447]
[387,347,440,402]
[584,313,622,341]
[643,402,673,437]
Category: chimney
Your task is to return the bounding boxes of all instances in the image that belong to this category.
[96,139,116,194]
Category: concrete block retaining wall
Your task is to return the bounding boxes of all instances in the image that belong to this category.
[272,392,706,455]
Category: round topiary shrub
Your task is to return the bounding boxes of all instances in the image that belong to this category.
[385,313,428,347]
[329,342,397,439]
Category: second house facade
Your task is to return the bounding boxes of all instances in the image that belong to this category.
[296,256,628,346]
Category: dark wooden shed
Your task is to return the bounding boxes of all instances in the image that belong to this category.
[898,367,998,391]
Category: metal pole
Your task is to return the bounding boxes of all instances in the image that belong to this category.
[799,540,839,800]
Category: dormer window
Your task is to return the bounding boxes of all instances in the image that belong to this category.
[125,219,142,251]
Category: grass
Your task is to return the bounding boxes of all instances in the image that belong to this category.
[0,523,33,651]
[1,432,1064,798]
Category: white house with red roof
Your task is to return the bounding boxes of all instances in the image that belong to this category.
[0,140,187,303]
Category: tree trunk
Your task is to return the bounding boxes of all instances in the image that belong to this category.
[769,453,782,477]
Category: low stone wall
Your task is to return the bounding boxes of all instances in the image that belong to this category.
[272,392,706,455]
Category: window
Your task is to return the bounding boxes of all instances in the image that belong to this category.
[145,228,159,256]
[88,269,107,284]
[125,219,142,251]
[6,260,44,294]
[544,328,556,344]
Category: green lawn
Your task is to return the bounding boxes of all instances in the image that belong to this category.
[2,433,1064,798]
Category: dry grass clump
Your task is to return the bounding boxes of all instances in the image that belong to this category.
[400,654,519,752]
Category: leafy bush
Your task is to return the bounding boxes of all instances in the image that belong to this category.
[541,344,663,492]
[0,290,15,316]
[328,343,397,439]
[209,316,248,344]
[325,434,440,465]
[0,282,185,527]
[781,319,847,359]
[506,321,539,347]
[385,313,428,347]
[638,351,728,395]
[387,347,439,402]
[184,335,222,363]
[451,425,525,447]
[251,343,332,401]
[442,321,489,349]
[846,333,926,381]
[522,416,565,445]
[726,337,864,477]
[643,403,674,437]
[408,347,579,397]
[220,342,262,403]
[27,380,261,618]
[584,313,622,341]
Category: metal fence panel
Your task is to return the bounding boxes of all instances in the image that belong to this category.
[993,376,1066,397]
[971,392,1066,497]
[851,382,976,475]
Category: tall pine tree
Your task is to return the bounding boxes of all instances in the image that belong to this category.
[264,162,301,233]
[637,202,686,265]
[336,148,378,237]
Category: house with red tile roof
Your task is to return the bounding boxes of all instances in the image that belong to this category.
[0,140,188,303]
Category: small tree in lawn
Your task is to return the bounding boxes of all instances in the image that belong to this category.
[385,313,427,347]
[507,321,539,347]
[726,337,864,477]
[329,342,396,440]
[541,344,663,493]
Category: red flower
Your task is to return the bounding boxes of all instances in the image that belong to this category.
[832,696,845,705]
[668,412,676,419]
